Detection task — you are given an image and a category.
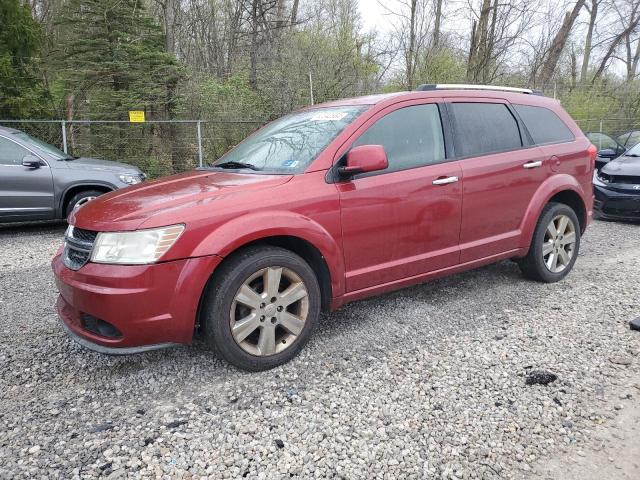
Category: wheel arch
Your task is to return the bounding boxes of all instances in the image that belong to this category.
[519,174,589,251]
[192,212,345,310]
[59,182,115,218]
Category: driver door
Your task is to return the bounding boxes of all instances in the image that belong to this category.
[336,101,462,293]
[0,135,54,221]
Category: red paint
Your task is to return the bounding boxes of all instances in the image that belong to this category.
[54,89,593,350]
[343,145,388,174]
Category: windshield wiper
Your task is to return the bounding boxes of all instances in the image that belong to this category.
[213,161,262,171]
[626,153,640,157]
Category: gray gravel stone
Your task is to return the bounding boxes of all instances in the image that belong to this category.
[0,219,638,479]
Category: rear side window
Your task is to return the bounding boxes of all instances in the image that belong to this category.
[353,103,445,173]
[450,103,522,157]
[513,104,575,145]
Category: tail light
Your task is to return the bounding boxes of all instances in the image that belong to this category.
[587,144,597,172]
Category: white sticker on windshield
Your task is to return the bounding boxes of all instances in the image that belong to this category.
[310,111,348,122]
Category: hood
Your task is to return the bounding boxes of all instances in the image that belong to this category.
[61,156,142,173]
[601,155,640,177]
[71,169,292,231]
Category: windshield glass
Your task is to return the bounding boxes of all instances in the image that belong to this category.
[13,132,71,160]
[625,142,640,156]
[210,106,367,174]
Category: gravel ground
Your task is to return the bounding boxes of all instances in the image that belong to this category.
[0,219,639,479]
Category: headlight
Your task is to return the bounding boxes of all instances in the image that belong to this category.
[90,224,184,264]
[119,174,143,185]
[593,170,610,186]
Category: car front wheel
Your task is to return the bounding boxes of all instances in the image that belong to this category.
[201,246,321,371]
[65,189,104,218]
[518,202,581,282]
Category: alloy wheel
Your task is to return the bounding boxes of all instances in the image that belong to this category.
[229,266,309,356]
[542,214,576,273]
[74,196,96,210]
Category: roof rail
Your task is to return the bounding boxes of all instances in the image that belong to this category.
[416,84,544,95]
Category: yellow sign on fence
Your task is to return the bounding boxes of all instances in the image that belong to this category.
[128,110,145,123]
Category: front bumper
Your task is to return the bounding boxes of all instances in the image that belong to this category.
[593,184,640,220]
[52,253,222,352]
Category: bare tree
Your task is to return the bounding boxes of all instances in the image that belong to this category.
[580,0,600,82]
[591,0,640,83]
[538,0,586,87]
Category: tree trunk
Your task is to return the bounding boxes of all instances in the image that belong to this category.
[580,0,598,83]
[406,0,417,89]
[467,0,492,83]
[538,0,586,87]
[433,0,443,48]
[249,0,259,90]
[290,0,300,26]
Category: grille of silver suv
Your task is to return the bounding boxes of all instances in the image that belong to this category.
[63,227,98,270]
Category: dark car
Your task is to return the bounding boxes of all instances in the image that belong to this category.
[585,132,626,170]
[617,130,640,149]
[0,126,145,222]
[594,144,640,221]
[53,84,595,371]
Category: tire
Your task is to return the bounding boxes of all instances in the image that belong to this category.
[518,202,581,283]
[201,245,321,371]
[65,189,104,218]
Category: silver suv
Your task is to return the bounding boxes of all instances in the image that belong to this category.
[0,126,145,223]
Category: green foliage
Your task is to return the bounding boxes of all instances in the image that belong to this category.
[0,0,50,118]
[53,0,181,120]
[414,49,467,85]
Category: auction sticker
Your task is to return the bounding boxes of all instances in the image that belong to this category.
[310,111,347,122]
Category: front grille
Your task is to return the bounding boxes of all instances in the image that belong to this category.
[63,227,98,270]
[611,175,640,184]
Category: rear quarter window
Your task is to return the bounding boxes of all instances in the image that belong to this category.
[513,104,575,145]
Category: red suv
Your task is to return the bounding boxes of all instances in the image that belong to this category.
[52,85,596,371]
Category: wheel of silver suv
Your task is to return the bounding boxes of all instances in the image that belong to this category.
[201,245,321,371]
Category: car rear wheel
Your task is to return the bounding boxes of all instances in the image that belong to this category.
[65,190,104,218]
[518,202,581,282]
[201,246,321,371]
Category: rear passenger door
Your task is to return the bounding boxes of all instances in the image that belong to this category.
[448,99,547,262]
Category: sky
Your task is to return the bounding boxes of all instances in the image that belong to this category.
[359,0,397,34]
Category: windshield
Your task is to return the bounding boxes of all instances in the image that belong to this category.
[625,142,640,156]
[210,106,367,174]
[13,132,71,160]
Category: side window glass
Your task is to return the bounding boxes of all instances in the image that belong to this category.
[450,103,522,157]
[353,103,445,174]
[0,137,29,166]
[513,104,574,145]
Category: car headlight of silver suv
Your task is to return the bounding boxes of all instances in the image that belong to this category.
[119,173,144,185]
[90,224,185,264]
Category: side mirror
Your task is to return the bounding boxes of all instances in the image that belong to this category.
[338,145,388,178]
[597,148,617,159]
[22,155,42,169]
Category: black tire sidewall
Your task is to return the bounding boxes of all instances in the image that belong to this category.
[66,190,104,218]
[528,203,581,282]
[202,246,321,371]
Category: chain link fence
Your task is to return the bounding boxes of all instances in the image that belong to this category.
[2,113,640,178]
[0,119,264,177]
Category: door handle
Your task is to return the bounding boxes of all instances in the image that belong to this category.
[523,160,543,169]
[432,176,459,185]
